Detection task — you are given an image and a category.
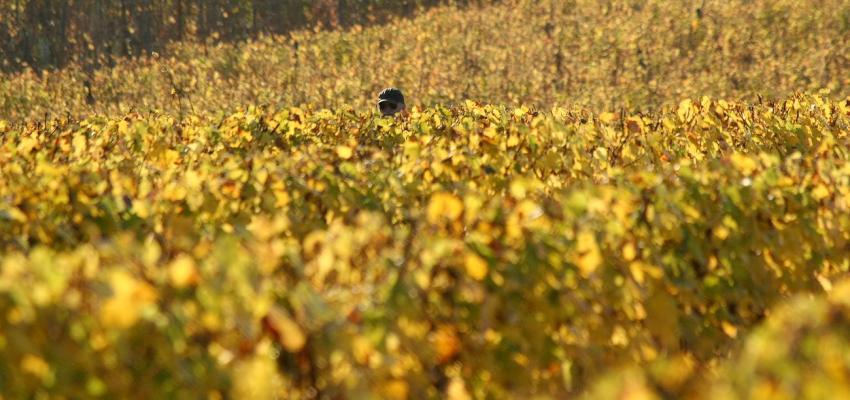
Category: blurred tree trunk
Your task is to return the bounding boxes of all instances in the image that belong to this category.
[137,0,156,52]
[118,0,134,56]
[206,0,221,39]
[21,0,70,67]
[198,0,209,38]
[176,0,186,39]
[338,0,348,27]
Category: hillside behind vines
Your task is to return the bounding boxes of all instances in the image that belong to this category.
[3,0,849,122]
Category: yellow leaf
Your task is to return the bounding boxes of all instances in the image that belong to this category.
[352,335,374,365]
[18,137,38,153]
[599,112,617,123]
[713,225,730,240]
[162,182,188,201]
[184,170,203,190]
[817,274,833,292]
[432,325,461,364]
[230,354,283,400]
[513,106,529,118]
[629,262,646,284]
[5,207,27,222]
[72,133,87,157]
[265,306,306,352]
[447,377,472,400]
[730,153,758,176]
[812,184,830,201]
[721,321,738,338]
[248,215,289,241]
[464,252,488,280]
[574,231,602,276]
[427,192,464,224]
[163,149,180,165]
[100,271,158,328]
[132,199,151,218]
[336,145,353,159]
[677,99,694,122]
[509,179,528,199]
[380,379,410,400]
[622,242,637,261]
[168,254,199,288]
[463,194,483,223]
[610,325,629,346]
[141,237,162,268]
[21,354,51,381]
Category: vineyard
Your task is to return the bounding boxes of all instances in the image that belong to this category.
[2,0,850,399]
[3,0,850,121]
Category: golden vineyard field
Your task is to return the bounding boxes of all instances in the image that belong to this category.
[1,95,849,398]
[2,0,850,122]
[2,0,850,398]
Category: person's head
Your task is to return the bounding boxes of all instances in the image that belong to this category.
[378,87,405,116]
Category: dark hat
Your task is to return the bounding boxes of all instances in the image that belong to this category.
[378,87,405,106]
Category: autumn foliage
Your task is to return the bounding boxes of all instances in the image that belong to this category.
[2,95,850,398]
[1,0,850,398]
